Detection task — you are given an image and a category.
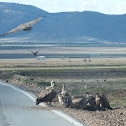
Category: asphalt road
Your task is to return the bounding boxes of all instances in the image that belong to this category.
[0,82,86,126]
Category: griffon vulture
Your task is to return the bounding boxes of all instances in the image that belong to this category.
[95,93,112,110]
[86,92,96,107]
[58,84,72,108]
[36,89,57,106]
[0,17,43,36]
[72,96,88,109]
[36,81,56,106]
[29,49,41,57]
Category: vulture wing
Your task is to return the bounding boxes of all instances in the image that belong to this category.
[101,94,112,110]
[24,17,42,27]
[0,17,42,36]
[39,88,53,98]
[36,89,56,105]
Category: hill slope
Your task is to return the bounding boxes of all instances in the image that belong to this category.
[0,2,126,43]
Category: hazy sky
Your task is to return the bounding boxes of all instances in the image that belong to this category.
[0,0,126,14]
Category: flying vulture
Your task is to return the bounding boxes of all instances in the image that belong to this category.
[29,49,41,57]
[0,17,42,36]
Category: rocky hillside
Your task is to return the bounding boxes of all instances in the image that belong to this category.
[0,2,126,43]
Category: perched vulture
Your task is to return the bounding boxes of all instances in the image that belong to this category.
[86,92,96,107]
[95,93,103,109]
[0,17,43,36]
[60,84,67,95]
[72,96,88,109]
[58,92,72,108]
[100,94,112,110]
[36,82,56,106]
[58,84,72,108]
[95,93,112,110]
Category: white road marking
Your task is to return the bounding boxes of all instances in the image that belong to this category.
[0,82,87,126]
[52,110,86,126]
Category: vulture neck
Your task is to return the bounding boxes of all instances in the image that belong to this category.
[62,84,65,92]
[96,93,100,99]
[51,82,55,90]
[86,92,90,98]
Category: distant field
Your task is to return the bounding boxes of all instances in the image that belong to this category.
[1,46,126,58]
[0,57,126,66]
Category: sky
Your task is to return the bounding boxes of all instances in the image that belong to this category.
[0,0,126,14]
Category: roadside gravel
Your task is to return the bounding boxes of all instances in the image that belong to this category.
[11,82,126,126]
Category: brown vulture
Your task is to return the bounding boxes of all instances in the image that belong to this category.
[0,17,43,36]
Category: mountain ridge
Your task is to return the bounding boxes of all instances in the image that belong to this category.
[0,2,126,44]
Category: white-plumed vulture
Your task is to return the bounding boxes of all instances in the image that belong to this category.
[58,84,72,108]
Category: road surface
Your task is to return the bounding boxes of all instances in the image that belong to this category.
[0,82,86,126]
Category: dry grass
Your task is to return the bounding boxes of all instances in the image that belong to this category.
[0,57,126,66]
